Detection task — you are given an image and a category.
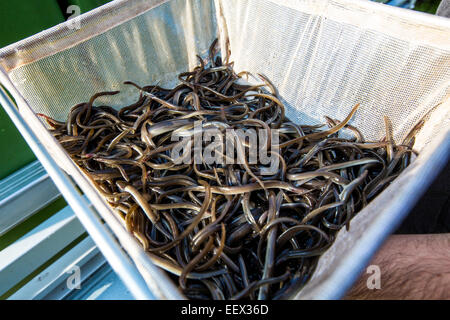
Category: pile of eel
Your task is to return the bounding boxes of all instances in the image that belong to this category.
[37,39,426,300]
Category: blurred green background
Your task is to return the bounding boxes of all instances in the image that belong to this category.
[414,0,442,13]
[0,0,111,180]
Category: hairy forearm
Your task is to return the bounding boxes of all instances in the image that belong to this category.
[345,234,450,300]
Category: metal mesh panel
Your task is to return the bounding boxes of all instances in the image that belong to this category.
[6,0,217,121]
[0,0,449,299]
[219,0,450,147]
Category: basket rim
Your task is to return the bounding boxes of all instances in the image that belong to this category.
[1,0,450,73]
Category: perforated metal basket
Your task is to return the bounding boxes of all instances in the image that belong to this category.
[0,0,449,299]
